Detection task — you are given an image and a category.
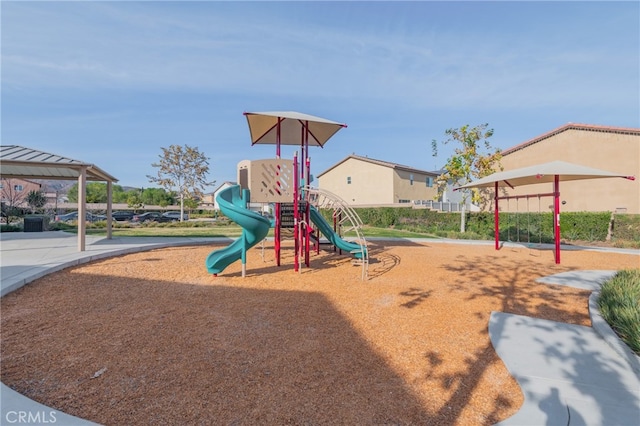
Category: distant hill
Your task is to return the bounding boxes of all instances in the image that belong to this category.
[34,180,76,194]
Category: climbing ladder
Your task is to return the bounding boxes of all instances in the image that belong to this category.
[303,186,369,280]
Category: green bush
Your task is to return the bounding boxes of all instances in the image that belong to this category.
[612,214,640,243]
[598,269,640,355]
[0,224,22,232]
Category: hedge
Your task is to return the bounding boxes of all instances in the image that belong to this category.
[319,208,638,243]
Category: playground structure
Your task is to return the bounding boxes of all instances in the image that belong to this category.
[205,111,368,278]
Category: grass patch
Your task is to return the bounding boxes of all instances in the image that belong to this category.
[598,269,640,355]
[345,226,439,239]
[86,226,244,238]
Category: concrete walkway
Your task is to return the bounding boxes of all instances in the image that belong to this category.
[491,271,640,425]
[1,231,639,425]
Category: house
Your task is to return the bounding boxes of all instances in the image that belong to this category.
[210,181,237,211]
[498,123,639,214]
[317,154,440,207]
[0,178,42,208]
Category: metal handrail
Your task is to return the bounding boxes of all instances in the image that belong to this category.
[302,186,368,280]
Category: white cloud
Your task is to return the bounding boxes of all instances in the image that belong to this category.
[3,1,637,113]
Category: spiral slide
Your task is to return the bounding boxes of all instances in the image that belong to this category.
[206,185,271,274]
[309,206,367,259]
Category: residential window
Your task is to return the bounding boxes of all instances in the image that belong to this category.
[410,174,414,185]
[347,176,351,184]
[426,177,433,187]
[14,185,23,192]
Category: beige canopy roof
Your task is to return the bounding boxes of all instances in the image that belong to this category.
[0,145,118,251]
[0,145,118,182]
[456,160,635,190]
[244,111,347,147]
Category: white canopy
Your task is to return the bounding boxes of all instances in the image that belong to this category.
[244,111,347,147]
[455,160,635,190]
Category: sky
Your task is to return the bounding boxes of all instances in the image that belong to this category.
[2,1,639,191]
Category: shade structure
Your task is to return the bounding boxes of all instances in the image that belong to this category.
[454,160,635,264]
[455,160,635,190]
[244,111,347,147]
[0,145,119,251]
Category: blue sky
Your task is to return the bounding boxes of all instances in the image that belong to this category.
[2,1,639,191]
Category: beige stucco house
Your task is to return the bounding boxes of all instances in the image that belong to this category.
[317,155,439,206]
[498,123,639,214]
[0,178,42,209]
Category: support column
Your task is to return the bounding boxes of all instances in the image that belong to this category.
[275,118,282,266]
[554,175,561,264]
[77,167,87,252]
[494,181,500,251]
[106,180,113,239]
[293,152,299,272]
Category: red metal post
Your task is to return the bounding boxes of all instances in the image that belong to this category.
[305,156,311,267]
[494,181,500,250]
[275,118,282,266]
[293,152,299,272]
[554,175,561,264]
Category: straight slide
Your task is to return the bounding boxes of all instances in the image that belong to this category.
[206,185,270,274]
[309,206,366,259]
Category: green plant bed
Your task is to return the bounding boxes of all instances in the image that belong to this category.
[598,269,640,355]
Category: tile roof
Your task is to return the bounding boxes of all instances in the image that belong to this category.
[502,123,640,156]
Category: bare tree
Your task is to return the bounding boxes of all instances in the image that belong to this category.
[147,145,215,221]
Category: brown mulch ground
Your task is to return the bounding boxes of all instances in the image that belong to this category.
[1,241,638,425]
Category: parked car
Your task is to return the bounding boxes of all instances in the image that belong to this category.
[111,211,134,221]
[161,211,189,221]
[131,212,164,223]
[54,211,106,223]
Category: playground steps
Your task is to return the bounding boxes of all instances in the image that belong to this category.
[279,202,308,229]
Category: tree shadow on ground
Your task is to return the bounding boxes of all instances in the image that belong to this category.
[412,254,589,424]
[443,254,586,324]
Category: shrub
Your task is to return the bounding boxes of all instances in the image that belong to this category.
[0,224,22,232]
[598,269,640,355]
[612,214,640,243]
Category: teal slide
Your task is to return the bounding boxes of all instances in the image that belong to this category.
[206,185,270,274]
[309,206,367,259]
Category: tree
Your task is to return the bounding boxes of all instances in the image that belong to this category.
[26,190,47,213]
[147,145,214,221]
[141,187,175,206]
[127,191,144,211]
[1,179,28,223]
[68,182,110,203]
[431,124,502,232]
[184,197,199,212]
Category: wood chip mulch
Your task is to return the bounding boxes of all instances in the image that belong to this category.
[1,241,638,425]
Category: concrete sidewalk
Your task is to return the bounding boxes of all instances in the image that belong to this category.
[0,231,232,297]
[1,231,639,425]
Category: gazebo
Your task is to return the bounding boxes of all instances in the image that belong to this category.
[0,145,118,251]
